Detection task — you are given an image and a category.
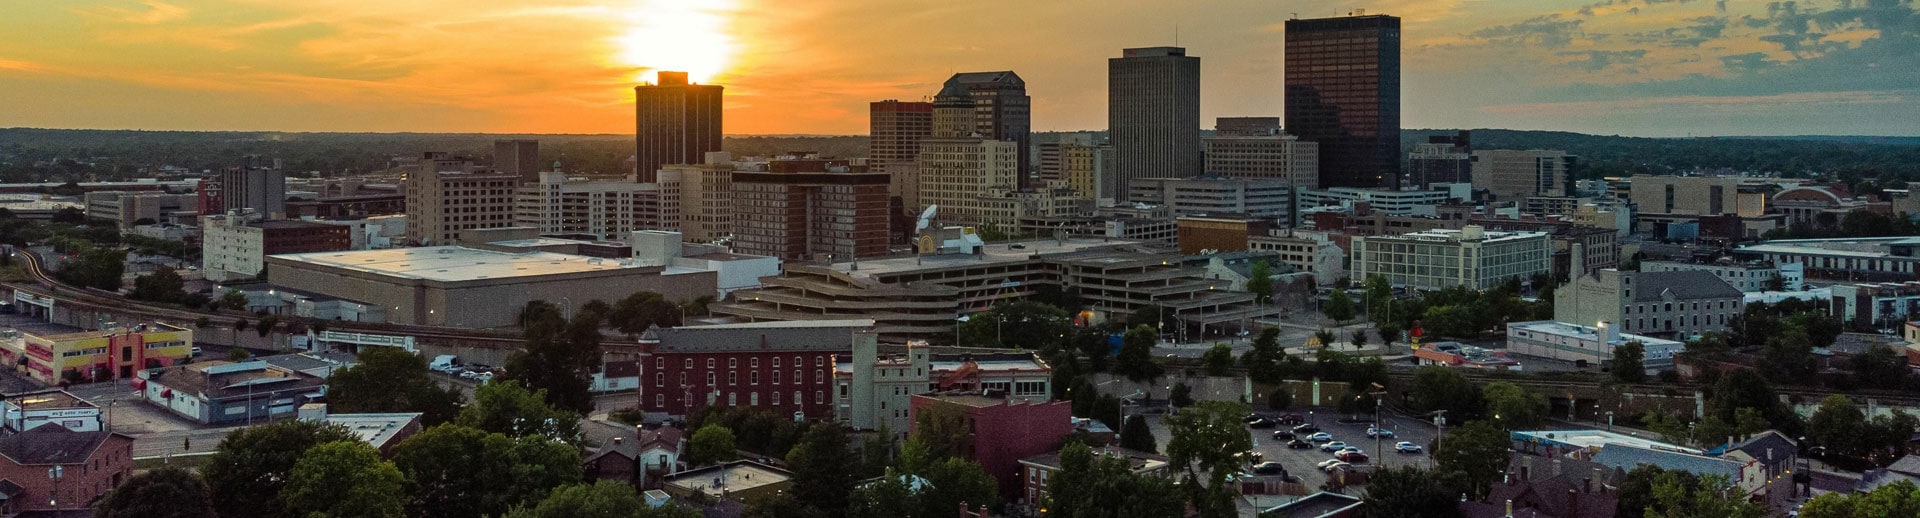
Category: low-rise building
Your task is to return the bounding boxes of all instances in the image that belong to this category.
[1829,281,1920,331]
[1554,265,1745,339]
[1262,491,1364,518]
[910,392,1073,499]
[1472,149,1573,200]
[836,341,1053,434]
[1506,321,1686,372]
[661,460,792,507]
[1177,215,1268,255]
[83,191,194,229]
[136,359,329,425]
[0,389,101,432]
[0,322,193,384]
[631,231,781,297]
[1248,229,1345,286]
[297,404,422,456]
[264,246,716,328]
[637,320,870,420]
[1128,176,1296,225]
[1641,259,1799,292]
[202,213,353,282]
[515,171,668,241]
[585,423,683,489]
[1592,444,1771,498]
[1734,237,1920,283]
[1018,446,1169,512]
[1300,187,1462,216]
[1412,342,1521,370]
[0,426,134,514]
[1350,226,1551,290]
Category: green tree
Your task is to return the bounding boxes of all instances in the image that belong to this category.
[910,402,973,461]
[281,441,407,518]
[1163,400,1252,513]
[1798,480,1920,518]
[687,424,739,467]
[915,457,1002,518]
[201,420,357,518]
[1706,368,1801,437]
[220,289,248,311]
[1614,341,1647,383]
[1409,366,1483,419]
[1045,441,1185,518]
[328,346,462,425]
[1169,382,1195,408]
[456,379,583,445]
[1313,328,1338,349]
[1240,327,1283,382]
[956,301,1072,349]
[1324,289,1356,323]
[609,291,682,338]
[504,481,704,518]
[1759,327,1816,383]
[1432,420,1509,499]
[129,265,186,304]
[1120,414,1157,453]
[1267,388,1293,410]
[1808,394,1869,459]
[1645,472,1766,518]
[1248,260,1274,305]
[847,469,918,518]
[1481,381,1548,430]
[1614,464,1670,518]
[226,347,249,361]
[1422,304,1477,338]
[785,423,857,516]
[390,424,583,518]
[91,466,216,518]
[1115,325,1162,383]
[1202,343,1235,375]
[506,305,602,413]
[1362,274,1393,322]
[1361,466,1465,518]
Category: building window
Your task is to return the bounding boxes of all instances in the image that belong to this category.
[816,356,825,367]
[815,390,824,404]
[656,358,664,370]
[729,358,738,369]
[706,358,715,369]
[751,371,760,385]
[773,357,781,368]
[656,374,664,387]
[706,372,716,386]
[655,394,664,407]
[794,391,802,406]
[728,392,737,405]
[816,370,824,384]
[794,356,802,368]
[685,359,692,369]
[794,370,801,384]
[773,370,781,384]
[751,392,759,405]
[750,358,759,368]
[728,372,737,385]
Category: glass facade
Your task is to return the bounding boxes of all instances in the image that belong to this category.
[1284,15,1401,189]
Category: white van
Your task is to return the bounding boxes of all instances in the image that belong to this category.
[428,355,459,373]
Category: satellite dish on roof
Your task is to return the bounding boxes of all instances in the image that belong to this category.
[916,205,939,232]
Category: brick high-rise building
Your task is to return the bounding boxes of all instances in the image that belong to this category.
[404,152,520,245]
[1109,47,1202,199]
[1285,14,1401,189]
[869,101,933,169]
[493,139,541,183]
[634,71,723,183]
[638,321,871,420]
[732,158,890,261]
[942,72,1032,185]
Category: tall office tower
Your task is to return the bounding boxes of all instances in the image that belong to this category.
[493,139,541,183]
[731,158,891,261]
[941,72,1032,185]
[219,155,286,217]
[1285,14,1401,189]
[1215,117,1282,137]
[1109,47,1202,201]
[1409,130,1472,188]
[869,101,933,168]
[654,152,738,243]
[917,84,1022,227]
[634,71,723,183]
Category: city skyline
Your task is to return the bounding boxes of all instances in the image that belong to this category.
[2,0,1916,136]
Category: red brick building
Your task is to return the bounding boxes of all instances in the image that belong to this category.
[0,426,134,514]
[638,320,872,419]
[730,158,891,262]
[909,393,1073,499]
[258,220,352,254]
[197,177,224,215]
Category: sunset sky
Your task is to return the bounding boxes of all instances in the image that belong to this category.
[2,0,1915,136]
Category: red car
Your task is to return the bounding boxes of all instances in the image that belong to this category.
[1336,450,1369,463]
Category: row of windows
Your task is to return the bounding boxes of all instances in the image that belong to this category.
[653,390,823,407]
[660,369,826,388]
[660,355,827,370]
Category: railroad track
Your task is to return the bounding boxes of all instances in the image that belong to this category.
[7,249,570,347]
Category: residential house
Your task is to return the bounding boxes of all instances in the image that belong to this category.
[0,426,134,514]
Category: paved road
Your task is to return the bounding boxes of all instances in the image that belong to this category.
[132,427,238,457]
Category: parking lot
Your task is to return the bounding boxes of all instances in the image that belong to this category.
[1142,406,1440,490]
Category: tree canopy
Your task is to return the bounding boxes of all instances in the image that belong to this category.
[389,423,583,518]
[456,379,583,445]
[201,420,358,518]
[91,466,216,518]
[281,441,407,518]
[328,346,462,425]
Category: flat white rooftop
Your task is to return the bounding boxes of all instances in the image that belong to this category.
[1513,429,1703,455]
[270,246,640,282]
[1508,320,1683,347]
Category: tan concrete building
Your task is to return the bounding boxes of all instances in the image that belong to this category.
[264,247,715,328]
[655,152,736,243]
[1203,130,1319,189]
[1471,149,1572,200]
[514,171,667,240]
[1628,176,1767,217]
[1350,226,1551,290]
[83,191,193,229]
[404,152,521,245]
[1059,141,1116,201]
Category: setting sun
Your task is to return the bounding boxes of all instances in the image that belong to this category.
[614,0,738,85]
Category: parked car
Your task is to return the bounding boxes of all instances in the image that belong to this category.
[190,346,202,356]
[1339,446,1362,454]
[1271,431,1295,441]
[470,372,495,384]
[1395,441,1424,454]
[1320,441,1349,452]
[1277,414,1306,425]
[1366,427,1395,438]
[1248,418,1278,429]
[1292,424,1321,434]
[1307,432,1333,442]
[1242,451,1264,464]
[1287,440,1313,449]
[1318,459,1350,472]
[1250,462,1287,476]
[1243,413,1266,424]
[1336,450,1369,463]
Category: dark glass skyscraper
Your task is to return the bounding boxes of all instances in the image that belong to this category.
[634,71,723,183]
[1284,15,1400,189]
[1109,46,1202,200]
